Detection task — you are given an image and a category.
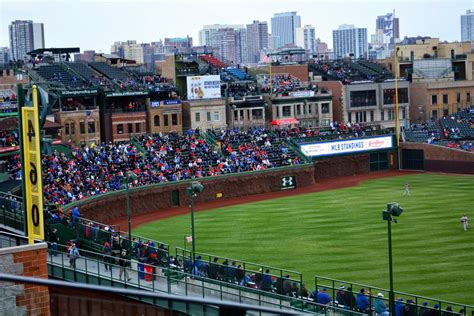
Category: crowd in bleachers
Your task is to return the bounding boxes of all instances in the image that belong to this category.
[0,130,19,148]
[0,89,17,113]
[225,82,258,99]
[39,129,302,206]
[258,74,307,95]
[440,109,474,140]
[276,122,381,143]
[309,59,393,84]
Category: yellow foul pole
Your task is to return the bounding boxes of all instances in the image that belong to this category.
[393,10,400,147]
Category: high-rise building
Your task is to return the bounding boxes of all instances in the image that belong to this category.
[8,20,45,61]
[0,47,11,64]
[376,13,399,40]
[461,9,474,41]
[209,28,243,64]
[199,24,245,46]
[271,12,301,48]
[295,25,316,54]
[199,25,247,64]
[111,40,147,64]
[332,24,368,59]
[246,21,268,64]
[32,23,45,50]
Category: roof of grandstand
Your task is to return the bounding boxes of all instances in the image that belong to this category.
[27,47,80,56]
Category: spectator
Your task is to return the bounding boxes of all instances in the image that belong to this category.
[356,288,371,313]
[316,287,332,305]
[260,269,273,291]
[68,242,80,268]
[374,293,388,316]
[395,297,405,316]
[118,248,132,281]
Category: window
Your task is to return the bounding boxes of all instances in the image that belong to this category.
[117,124,123,134]
[195,112,200,122]
[457,92,461,103]
[79,121,85,134]
[431,95,438,105]
[296,104,301,115]
[442,94,448,104]
[370,111,374,122]
[467,92,471,103]
[206,112,211,121]
[252,109,263,120]
[383,88,409,104]
[213,111,220,121]
[276,107,280,118]
[381,110,385,121]
[321,103,330,114]
[282,106,291,117]
[348,112,352,122]
[388,109,395,120]
[233,110,238,120]
[135,123,141,133]
[350,90,377,107]
[88,121,95,134]
[164,114,169,126]
[402,108,406,119]
[308,103,312,114]
[128,123,133,133]
[154,115,160,126]
[432,109,438,120]
[172,114,178,125]
[65,122,75,136]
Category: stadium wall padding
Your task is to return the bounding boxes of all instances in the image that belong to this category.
[401,143,474,174]
[76,164,316,224]
[313,154,370,179]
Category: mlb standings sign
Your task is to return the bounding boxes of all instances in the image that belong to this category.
[21,85,45,244]
[300,136,393,158]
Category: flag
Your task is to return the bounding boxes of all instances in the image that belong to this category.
[85,110,92,124]
[384,13,394,38]
[262,55,269,63]
[185,236,193,243]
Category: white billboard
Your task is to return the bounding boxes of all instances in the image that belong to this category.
[300,136,393,157]
[186,75,221,100]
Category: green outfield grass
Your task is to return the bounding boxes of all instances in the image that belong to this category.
[134,173,474,304]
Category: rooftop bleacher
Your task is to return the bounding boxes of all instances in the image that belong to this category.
[65,62,115,91]
[34,64,91,89]
[199,54,227,69]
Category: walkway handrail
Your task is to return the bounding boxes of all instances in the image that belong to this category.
[315,275,473,313]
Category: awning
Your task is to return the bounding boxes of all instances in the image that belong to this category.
[271,118,299,126]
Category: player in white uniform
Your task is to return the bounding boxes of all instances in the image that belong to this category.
[460,214,468,231]
[403,183,410,196]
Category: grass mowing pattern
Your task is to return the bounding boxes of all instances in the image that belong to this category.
[134,174,474,304]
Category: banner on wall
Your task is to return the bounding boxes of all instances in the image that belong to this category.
[186,75,221,100]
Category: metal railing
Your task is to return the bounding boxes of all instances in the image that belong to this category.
[315,275,473,316]
[45,242,361,315]
[175,247,304,292]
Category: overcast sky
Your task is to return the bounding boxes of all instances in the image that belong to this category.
[1,0,472,53]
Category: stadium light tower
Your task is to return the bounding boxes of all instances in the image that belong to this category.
[382,202,403,314]
[187,181,204,263]
[123,171,138,257]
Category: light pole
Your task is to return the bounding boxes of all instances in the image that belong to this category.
[382,202,403,314]
[123,171,138,257]
[187,181,204,263]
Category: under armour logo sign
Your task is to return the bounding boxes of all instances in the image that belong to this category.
[281,176,296,190]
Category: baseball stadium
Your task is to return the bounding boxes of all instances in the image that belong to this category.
[0,45,473,316]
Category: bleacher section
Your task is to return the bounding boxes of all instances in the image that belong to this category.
[65,62,113,90]
[226,67,250,80]
[89,62,129,82]
[404,121,440,143]
[440,109,474,139]
[309,60,393,83]
[199,54,227,69]
[35,64,88,89]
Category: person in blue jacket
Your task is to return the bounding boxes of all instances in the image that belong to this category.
[356,288,371,313]
[316,287,332,305]
[395,297,405,316]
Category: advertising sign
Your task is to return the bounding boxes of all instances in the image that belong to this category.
[186,75,221,100]
[300,136,393,157]
[281,176,296,190]
[289,91,315,98]
[21,85,44,244]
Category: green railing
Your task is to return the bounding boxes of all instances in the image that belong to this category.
[46,243,363,315]
[175,247,304,292]
[315,275,473,315]
[0,192,24,232]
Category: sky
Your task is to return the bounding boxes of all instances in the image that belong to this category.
[0,0,473,53]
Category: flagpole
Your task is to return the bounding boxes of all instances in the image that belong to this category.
[393,10,400,147]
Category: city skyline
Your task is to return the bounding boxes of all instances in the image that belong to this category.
[0,0,472,54]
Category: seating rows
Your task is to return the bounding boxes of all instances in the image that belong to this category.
[226,67,250,80]
[199,55,227,69]
[35,64,89,89]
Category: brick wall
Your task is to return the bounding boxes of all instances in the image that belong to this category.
[0,243,50,316]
